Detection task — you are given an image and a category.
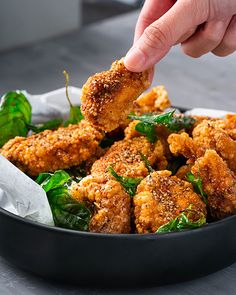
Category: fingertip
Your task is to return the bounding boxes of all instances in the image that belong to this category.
[124,47,147,72]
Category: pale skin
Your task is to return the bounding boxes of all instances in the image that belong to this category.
[124,0,236,73]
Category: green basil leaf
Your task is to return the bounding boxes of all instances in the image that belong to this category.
[64,105,84,127]
[37,170,91,231]
[135,122,158,143]
[0,91,32,147]
[128,110,195,139]
[27,118,63,133]
[48,186,91,231]
[63,70,84,126]
[139,152,155,173]
[156,205,206,233]
[36,170,71,192]
[186,171,208,204]
[108,166,143,197]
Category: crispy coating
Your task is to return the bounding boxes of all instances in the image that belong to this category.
[1,120,103,176]
[133,170,206,233]
[168,119,236,172]
[134,85,171,114]
[71,174,130,233]
[81,59,150,132]
[91,136,168,176]
[124,120,172,160]
[175,165,191,180]
[168,132,197,160]
[191,150,236,219]
[71,136,167,233]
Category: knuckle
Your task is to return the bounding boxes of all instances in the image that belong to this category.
[203,29,222,44]
[143,24,171,50]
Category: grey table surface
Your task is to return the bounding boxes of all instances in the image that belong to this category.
[0,10,235,295]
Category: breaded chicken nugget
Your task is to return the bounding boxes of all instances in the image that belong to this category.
[191,150,236,219]
[134,85,171,114]
[1,120,103,176]
[91,136,168,176]
[71,136,167,233]
[168,120,236,172]
[71,173,130,233]
[81,59,150,132]
[133,170,206,233]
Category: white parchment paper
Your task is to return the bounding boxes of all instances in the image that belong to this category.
[0,155,54,225]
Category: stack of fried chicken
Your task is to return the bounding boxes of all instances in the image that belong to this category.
[1,60,236,233]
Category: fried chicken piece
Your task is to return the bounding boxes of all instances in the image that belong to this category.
[133,170,206,233]
[168,120,236,172]
[168,132,197,160]
[91,136,168,176]
[134,85,171,114]
[1,120,103,176]
[193,120,236,172]
[222,114,236,140]
[71,174,130,233]
[191,150,236,219]
[81,59,150,132]
[71,136,167,233]
[124,120,172,160]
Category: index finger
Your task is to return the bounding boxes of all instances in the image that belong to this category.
[134,0,175,42]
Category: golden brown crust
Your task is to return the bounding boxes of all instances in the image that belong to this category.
[70,136,167,234]
[191,150,236,219]
[91,136,167,177]
[1,120,103,176]
[175,165,191,180]
[134,85,171,114]
[71,174,130,234]
[168,119,236,172]
[133,170,206,233]
[81,59,150,132]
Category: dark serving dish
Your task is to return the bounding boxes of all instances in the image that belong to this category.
[0,207,235,286]
[0,104,235,286]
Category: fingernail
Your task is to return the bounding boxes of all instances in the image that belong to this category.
[124,47,146,72]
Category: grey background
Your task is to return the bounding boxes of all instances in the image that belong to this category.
[0,8,235,295]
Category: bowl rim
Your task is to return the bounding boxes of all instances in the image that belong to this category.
[1,206,235,240]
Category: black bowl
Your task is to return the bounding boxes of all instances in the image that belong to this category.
[0,207,235,286]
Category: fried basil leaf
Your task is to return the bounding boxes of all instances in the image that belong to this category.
[128,110,195,142]
[0,91,32,147]
[64,105,84,127]
[36,170,91,231]
[48,186,91,231]
[135,122,157,143]
[139,152,155,173]
[63,70,84,126]
[186,171,208,204]
[156,205,206,233]
[108,166,143,197]
[36,170,71,192]
[27,118,63,133]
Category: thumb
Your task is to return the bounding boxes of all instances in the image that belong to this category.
[124,0,208,72]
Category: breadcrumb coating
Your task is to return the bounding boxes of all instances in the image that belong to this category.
[71,136,167,233]
[81,59,150,132]
[133,170,206,233]
[191,150,236,219]
[134,85,171,114]
[91,136,168,176]
[71,174,130,233]
[1,120,103,176]
[168,119,236,172]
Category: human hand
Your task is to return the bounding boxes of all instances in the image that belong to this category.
[124,0,236,72]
